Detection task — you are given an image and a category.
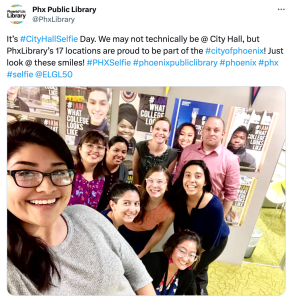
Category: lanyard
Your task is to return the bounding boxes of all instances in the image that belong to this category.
[160,269,180,296]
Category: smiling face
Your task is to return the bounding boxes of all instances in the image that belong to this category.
[106,142,127,166]
[109,191,140,224]
[152,120,170,144]
[178,126,195,148]
[171,240,198,270]
[183,165,206,197]
[86,90,109,126]
[146,171,168,200]
[201,117,225,151]
[78,140,105,166]
[117,119,135,142]
[231,131,247,149]
[7,144,72,232]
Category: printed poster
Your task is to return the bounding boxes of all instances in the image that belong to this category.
[168,98,223,155]
[118,91,168,154]
[7,87,60,116]
[65,87,112,146]
[223,107,278,172]
[7,113,59,133]
[226,176,257,226]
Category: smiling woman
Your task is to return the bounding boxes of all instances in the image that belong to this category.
[119,166,175,259]
[7,121,155,296]
[68,131,107,210]
[132,117,177,186]
[97,136,129,212]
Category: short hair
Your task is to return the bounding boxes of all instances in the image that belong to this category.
[152,116,172,131]
[108,135,129,151]
[108,180,140,204]
[204,116,225,131]
[134,165,172,223]
[87,87,110,102]
[75,131,107,178]
[232,125,248,139]
[163,230,202,269]
[171,160,212,212]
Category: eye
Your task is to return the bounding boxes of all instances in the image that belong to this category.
[123,201,130,205]
[135,202,140,206]
[179,248,186,253]
[120,125,125,128]
[157,180,163,185]
[16,170,36,179]
[122,151,127,155]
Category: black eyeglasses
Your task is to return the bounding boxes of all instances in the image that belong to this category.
[7,169,76,188]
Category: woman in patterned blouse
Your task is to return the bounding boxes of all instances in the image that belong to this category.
[68,131,107,210]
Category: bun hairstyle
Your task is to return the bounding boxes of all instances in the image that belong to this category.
[8,121,74,291]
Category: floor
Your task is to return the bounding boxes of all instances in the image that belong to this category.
[207,207,286,295]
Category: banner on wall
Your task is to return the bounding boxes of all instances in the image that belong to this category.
[7,87,60,116]
[7,113,59,133]
[65,87,112,146]
[224,107,278,172]
[226,176,257,226]
[168,98,223,155]
[118,91,168,154]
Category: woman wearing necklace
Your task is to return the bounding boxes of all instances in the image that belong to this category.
[97,136,129,212]
[171,160,230,296]
[119,166,175,259]
[101,181,140,229]
[142,230,202,295]
[68,131,106,210]
[132,117,177,187]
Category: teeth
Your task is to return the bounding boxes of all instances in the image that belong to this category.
[29,199,56,205]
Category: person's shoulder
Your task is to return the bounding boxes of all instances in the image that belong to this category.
[142,252,166,265]
[63,205,103,222]
[207,194,224,210]
[221,145,240,161]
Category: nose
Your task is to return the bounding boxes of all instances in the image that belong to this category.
[35,176,57,194]
[93,103,101,112]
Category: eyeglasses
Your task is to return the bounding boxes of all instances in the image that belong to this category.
[145,178,167,186]
[7,169,76,188]
[176,247,198,262]
[83,143,105,152]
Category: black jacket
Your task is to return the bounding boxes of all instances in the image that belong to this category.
[141,252,193,295]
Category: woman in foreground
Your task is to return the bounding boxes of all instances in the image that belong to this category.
[7,121,155,295]
[101,181,140,229]
[171,160,230,295]
[142,230,202,295]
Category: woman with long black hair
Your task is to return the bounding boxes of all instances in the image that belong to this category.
[171,160,230,295]
[7,121,155,295]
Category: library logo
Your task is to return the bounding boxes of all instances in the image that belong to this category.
[8,4,26,24]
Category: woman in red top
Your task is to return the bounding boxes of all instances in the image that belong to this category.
[119,165,175,258]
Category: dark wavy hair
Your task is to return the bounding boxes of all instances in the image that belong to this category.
[163,230,202,269]
[173,122,197,155]
[108,180,140,204]
[75,131,107,178]
[86,87,110,102]
[134,165,172,223]
[7,121,74,291]
[170,160,212,212]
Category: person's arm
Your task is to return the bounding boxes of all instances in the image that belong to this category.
[138,211,175,259]
[132,148,140,186]
[172,151,186,184]
[135,282,156,295]
[223,156,240,215]
[223,199,234,218]
[167,157,177,175]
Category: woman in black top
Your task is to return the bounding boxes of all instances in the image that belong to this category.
[142,230,201,295]
[97,136,129,212]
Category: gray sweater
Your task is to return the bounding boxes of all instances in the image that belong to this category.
[7,205,152,295]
